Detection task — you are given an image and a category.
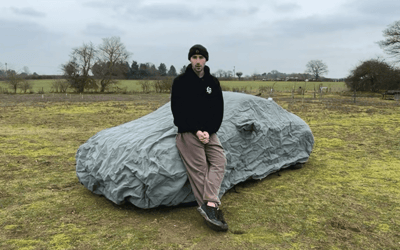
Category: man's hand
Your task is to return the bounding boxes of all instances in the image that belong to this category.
[203,131,209,141]
[196,131,209,144]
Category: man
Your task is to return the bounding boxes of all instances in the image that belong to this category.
[171,44,228,231]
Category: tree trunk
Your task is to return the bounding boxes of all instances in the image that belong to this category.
[79,78,85,93]
[353,89,356,103]
[100,79,108,92]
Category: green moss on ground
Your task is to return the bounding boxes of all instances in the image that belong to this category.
[0,93,399,249]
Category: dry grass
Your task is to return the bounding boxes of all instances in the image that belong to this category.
[0,79,347,95]
[0,92,399,249]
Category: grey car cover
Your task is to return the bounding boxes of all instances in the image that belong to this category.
[76,92,314,208]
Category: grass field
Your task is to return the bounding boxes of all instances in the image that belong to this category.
[0,79,348,94]
[1,92,399,249]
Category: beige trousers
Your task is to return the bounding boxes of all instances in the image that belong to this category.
[176,132,226,207]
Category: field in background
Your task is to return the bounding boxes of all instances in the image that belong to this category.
[0,79,348,94]
[220,80,347,92]
[1,92,399,249]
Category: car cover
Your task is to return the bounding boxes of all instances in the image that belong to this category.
[76,92,314,208]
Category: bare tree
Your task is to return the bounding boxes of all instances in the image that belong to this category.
[305,60,328,81]
[138,80,151,93]
[93,37,131,92]
[6,71,24,93]
[378,20,400,63]
[236,72,243,81]
[152,77,173,93]
[51,79,70,93]
[62,42,97,93]
[215,69,225,78]
[19,80,34,93]
[74,42,96,79]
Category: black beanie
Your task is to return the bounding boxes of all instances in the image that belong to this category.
[188,44,209,61]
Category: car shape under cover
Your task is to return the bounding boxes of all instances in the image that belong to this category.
[76,92,314,209]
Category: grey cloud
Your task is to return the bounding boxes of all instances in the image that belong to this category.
[134,5,260,22]
[267,14,380,38]
[344,0,400,19]
[82,0,260,22]
[82,0,143,12]
[224,6,259,16]
[0,19,59,46]
[136,4,198,21]
[11,7,46,17]
[81,1,198,22]
[273,2,301,13]
[83,23,125,37]
[0,19,66,74]
[82,0,113,8]
[254,0,397,39]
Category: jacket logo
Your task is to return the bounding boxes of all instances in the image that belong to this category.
[206,86,212,94]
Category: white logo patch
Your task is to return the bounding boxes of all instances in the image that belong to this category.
[206,86,212,94]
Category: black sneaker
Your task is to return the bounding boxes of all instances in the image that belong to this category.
[216,209,228,231]
[197,204,228,232]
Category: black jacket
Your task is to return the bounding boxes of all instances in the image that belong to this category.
[171,64,224,134]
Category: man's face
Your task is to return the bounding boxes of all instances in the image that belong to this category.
[190,54,206,74]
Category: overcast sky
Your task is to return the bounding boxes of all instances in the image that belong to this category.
[1,0,399,78]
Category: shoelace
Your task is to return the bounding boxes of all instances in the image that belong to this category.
[206,206,218,220]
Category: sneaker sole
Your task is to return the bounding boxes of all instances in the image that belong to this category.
[204,220,228,232]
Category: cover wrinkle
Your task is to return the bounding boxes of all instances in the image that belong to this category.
[76,92,314,208]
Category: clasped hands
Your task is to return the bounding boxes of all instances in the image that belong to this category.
[196,131,210,144]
